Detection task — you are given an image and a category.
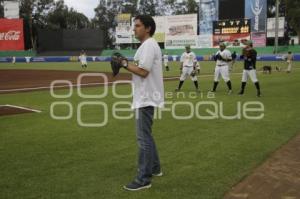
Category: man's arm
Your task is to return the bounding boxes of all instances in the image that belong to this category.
[122,61,149,78]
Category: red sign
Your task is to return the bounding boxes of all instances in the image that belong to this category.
[0,19,25,50]
[251,32,266,47]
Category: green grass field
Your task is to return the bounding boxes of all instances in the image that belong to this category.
[1,61,300,199]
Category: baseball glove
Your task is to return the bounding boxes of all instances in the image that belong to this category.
[191,70,197,77]
[110,52,127,77]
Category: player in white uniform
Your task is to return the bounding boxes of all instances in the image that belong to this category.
[163,53,169,71]
[79,50,87,68]
[286,51,293,73]
[12,56,16,64]
[196,61,201,74]
[211,42,233,94]
[175,45,199,92]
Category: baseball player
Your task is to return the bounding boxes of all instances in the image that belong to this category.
[238,41,261,97]
[163,52,169,71]
[79,50,88,68]
[12,56,16,64]
[175,45,199,92]
[196,61,201,74]
[211,42,233,94]
[230,51,237,72]
[286,51,293,73]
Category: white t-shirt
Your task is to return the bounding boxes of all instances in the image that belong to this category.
[132,37,165,109]
[216,49,231,66]
[180,52,197,67]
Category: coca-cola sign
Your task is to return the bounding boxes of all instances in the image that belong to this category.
[0,31,21,41]
[0,19,24,50]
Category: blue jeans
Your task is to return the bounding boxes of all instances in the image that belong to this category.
[135,106,161,185]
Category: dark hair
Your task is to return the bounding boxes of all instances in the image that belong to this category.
[288,51,292,54]
[134,15,156,36]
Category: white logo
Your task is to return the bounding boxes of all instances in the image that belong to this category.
[251,0,263,31]
[0,31,21,41]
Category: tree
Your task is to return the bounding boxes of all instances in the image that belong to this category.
[46,1,90,30]
[285,0,300,40]
[121,0,138,16]
[169,0,198,15]
[92,0,118,48]
[138,0,157,16]
[20,0,55,49]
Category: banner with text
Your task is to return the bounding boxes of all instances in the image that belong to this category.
[199,0,219,35]
[245,0,267,33]
[267,17,285,38]
[251,32,266,47]
[0,19,24,50]
[165,14,198,49]
[116,14,132,44]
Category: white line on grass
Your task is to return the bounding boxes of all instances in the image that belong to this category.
[1,104,42,113]
[0,76,179,93]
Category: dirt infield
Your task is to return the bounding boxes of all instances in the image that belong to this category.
[224,133,300,199]
[0,69,132,94]
[0,105,41,116]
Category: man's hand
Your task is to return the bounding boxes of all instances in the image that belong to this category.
[110,52,128,77]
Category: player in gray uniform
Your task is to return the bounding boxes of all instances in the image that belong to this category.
[175,45,199,92]
[211,42,233,94]
[79,50,88,68]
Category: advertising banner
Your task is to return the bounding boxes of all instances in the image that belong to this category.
[0,19,25,50]
[199,0,219,35]
[116,14,132,44]
[267,17,285,38]
[153,16,166,43]
[213,33,250,47]
[251,32,266,47]
[245,0,267,33]
[197,35,213,48]
[165,14,198,49]
[4,1,20,19]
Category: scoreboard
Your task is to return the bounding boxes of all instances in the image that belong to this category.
[213,19,251,35]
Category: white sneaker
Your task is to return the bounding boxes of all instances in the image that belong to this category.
[152,171,163,177]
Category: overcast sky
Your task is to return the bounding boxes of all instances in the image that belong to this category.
[62,0,99,19]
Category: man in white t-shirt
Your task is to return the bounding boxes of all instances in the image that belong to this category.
[211,42,233,94]
[175,45,199,92]
[117,15,164,191]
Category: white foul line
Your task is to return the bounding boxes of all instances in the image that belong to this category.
[1,104,42,113]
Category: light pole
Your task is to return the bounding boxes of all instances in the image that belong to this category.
[274,0,280,54]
